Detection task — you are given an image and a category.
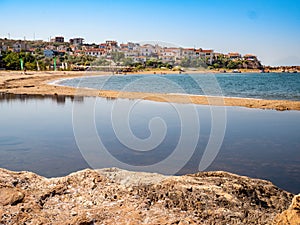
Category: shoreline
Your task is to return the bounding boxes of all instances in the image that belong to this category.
[0,70,300,111]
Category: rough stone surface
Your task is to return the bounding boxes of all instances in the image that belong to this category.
[0,167,296,225]
[273,194,300,225]
[0,187,24,206]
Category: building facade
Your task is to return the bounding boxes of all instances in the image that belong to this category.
[51,36,65,43]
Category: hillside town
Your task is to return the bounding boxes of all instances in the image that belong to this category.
[0,36,273,71]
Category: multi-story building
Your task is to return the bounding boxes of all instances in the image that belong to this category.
[123,49,139,58]
[201,49,214,64]
[69,38,84,45]
[243,54,257,61]
[139,44,155,57]
[106,40,118,52]
[0,42,8,51]
[182,48,195,58]
[84,48,106,57]
[228,52,241,60]
[132,56,147,63]
[51,36,64,43]
[159,48,179,62]
[120,43,129,51]
[12,42,28,52]
[99,43,107,49]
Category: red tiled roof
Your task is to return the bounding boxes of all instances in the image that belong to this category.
[183,48,195,51]
[201,49,213,53]
[228,52,241,56]
[244,54,256,57]
[164,48,177,52]
[165,48,180,51]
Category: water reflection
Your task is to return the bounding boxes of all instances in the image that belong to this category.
[0,93,84,104]
[0,94,299,193]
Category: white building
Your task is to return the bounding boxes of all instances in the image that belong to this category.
[85,48,106,57]
[124,50,139,58]
[138,44,155,57]
[12,43,21,52]
[198,49,214,64]
[159,48,178,62]
[182,48,196,58]
[132,56,147,63]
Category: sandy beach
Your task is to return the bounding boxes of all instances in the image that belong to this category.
[0,70,299,111]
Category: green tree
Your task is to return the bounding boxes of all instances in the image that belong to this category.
[212,55,229,68]
[25,61,36,70]
[227,61,239,69]
[3,51,20,70]
[92,57,109,66]
[145,59,159,68]
[111,52,125,65]
[180,57,191,67]
[180,57,206,68]
[0,54,5,68]
[227,61,235,69]
[122,57,134,66]
[213,63,220,68]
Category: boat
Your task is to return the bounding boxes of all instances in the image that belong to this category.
[232,69,241,73]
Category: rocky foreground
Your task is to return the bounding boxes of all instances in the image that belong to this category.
[0,168,299,225]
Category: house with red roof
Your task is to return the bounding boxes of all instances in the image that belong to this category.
[243,54,257,61]
[228,52,242,60]
[84,48,107,57]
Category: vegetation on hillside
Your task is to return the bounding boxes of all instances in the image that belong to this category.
[0,50,96,71]
[209,55,263,70]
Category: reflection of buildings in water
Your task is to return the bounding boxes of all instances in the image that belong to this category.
[0,93,84,104]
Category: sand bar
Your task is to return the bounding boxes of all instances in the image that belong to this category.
[0,70,299,111]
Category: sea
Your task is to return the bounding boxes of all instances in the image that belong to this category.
[58,72,300,101]
[0,72,299,193]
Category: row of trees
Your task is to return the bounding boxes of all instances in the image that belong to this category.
[1,51,37,70]
[0,50,97,70]
[0,50,262,71]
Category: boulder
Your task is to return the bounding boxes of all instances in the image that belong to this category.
[273,194,300,225]
[0,168,295,224]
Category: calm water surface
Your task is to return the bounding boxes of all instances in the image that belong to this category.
[0,94,299,193]
[59,73,300,101]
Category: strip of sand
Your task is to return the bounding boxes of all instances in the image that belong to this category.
[0,70,299,111]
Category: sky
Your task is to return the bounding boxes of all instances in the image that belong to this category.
[0,0,300,66]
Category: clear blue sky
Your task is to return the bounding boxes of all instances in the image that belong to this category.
[1,0,300,66]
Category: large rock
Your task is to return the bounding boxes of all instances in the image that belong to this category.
[0,168,295,224]
[0,187,24,206]
[273,194,300,225]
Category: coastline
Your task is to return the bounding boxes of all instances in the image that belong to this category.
[1,70,300,224]
[0,70,300,111]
